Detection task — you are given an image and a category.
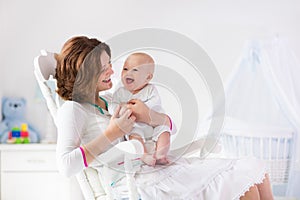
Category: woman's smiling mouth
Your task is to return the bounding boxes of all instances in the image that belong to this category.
[102,78,111,83]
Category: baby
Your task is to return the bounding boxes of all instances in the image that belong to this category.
[109,52,172,166]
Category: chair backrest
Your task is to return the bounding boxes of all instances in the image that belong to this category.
[34,50,61,126]
[34,50,97,199]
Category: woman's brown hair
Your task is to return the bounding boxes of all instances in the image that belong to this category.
[55,36,111,103]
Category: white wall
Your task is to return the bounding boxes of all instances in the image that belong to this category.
[1,0,300,139]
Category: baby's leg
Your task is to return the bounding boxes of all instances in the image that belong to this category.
[129,134,156,166]
[155,131,170,165]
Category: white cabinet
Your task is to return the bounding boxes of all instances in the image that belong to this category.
[0,144,84,200]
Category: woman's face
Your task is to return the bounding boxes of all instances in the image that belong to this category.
[97,51,114,92]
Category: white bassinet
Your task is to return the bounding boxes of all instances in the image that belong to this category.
[203,38,300,198]
[221,130,294,185]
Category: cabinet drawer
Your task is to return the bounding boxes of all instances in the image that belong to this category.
[1,150,57,171]
[1,172,70,200]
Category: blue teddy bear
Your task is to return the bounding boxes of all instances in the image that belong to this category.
[0,97,40,143]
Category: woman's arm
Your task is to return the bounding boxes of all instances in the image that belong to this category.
[83,106,135,164]
[56,102,135,177]
[56,102,89,177]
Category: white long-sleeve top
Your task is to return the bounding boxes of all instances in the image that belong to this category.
[56,94,114,177]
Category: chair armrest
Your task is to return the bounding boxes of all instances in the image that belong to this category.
[169,137,221,158]
[96,140,144,165]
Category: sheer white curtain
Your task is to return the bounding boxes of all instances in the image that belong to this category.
[260,38,300,197]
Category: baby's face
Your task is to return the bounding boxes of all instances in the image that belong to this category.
[121,55,154,94]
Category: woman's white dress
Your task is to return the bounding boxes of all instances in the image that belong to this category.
[135,157,266,200]
[56,97,267,200]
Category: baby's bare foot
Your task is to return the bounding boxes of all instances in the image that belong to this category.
[142,154,156,166]
[155,152,169,165]
[155,157,169,165]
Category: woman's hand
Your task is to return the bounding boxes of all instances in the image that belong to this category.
[118,103,128,116]
[105,105,136,140]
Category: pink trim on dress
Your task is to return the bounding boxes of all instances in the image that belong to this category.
[167,115,173,131]
[79,146,88,167]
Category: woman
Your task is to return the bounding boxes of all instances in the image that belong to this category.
[55,36,273,199]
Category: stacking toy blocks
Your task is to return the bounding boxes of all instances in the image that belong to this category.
[7,123,30,144]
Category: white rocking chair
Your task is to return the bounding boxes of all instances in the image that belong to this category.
[34,50,220,200]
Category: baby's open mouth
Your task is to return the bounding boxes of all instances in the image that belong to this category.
[125,78,134,84]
